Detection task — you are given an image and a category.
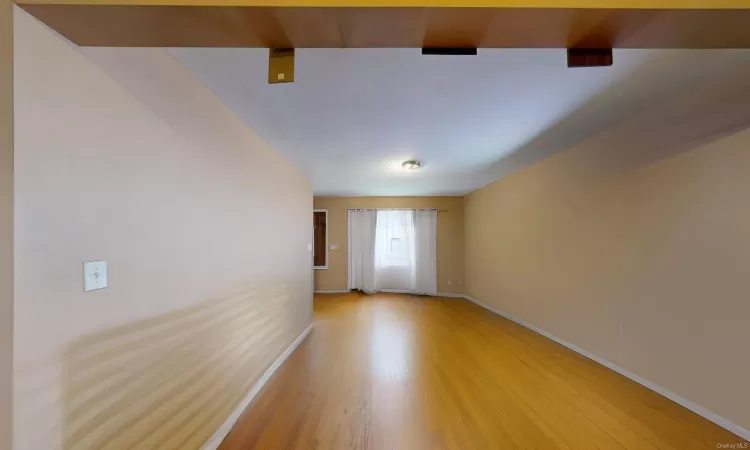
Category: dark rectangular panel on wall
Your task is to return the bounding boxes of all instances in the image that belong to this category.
[313,211,327,268]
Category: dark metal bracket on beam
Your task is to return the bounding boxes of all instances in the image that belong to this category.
[269,48,295,84]
[567,48,613,68]
[422,47,478,56]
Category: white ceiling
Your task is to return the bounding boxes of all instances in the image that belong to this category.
[169,48,750,196]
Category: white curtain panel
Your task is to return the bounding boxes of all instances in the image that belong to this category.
[413,210,438,295]
[348,210,377,294]
[374,210,415,292]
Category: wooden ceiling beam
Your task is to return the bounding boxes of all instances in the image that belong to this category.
[15,0,750,8]
[16,1,750,48]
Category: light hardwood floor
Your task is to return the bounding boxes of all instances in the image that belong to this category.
[219,292,747,449]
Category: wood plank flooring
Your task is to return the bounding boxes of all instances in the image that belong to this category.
[219,292,747,449]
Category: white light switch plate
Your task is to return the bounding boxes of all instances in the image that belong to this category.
[330,244,338,250]
[84,260,108,292]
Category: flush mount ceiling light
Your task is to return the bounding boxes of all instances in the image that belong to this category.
[402,160,421,170]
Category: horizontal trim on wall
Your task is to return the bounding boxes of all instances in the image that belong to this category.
[380,289,465,297]
[378,289,418,294]
[435,292,465,298]
[315,289,464,298]
[462,295,750,442]
[202,323,314,450]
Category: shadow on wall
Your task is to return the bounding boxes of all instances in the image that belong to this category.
[571,62,750,176]
[58,282,292,450]
[476,52,750,187]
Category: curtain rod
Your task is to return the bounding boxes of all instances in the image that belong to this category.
[347,208,447,212]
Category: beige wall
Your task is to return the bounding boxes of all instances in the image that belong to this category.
[464,65,750,432]
[0,1,12,448]
[13,9,312,450]
[314,196,464,295]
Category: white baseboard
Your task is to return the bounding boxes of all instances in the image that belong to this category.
[462,295,750,441]
[327,288,459,297]
[378,289,416,294]
[380,289,463,297]
[435,292,465,298]
[202,324,314,450]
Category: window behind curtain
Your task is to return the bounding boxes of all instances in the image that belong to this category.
[374,210,415,268]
